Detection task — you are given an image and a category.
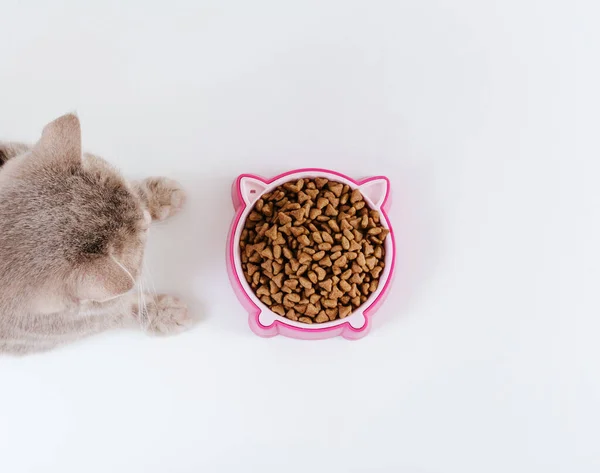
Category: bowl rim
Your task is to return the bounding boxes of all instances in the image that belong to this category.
[227,168,396,340]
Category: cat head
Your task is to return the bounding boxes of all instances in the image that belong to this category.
[0,114,149,310]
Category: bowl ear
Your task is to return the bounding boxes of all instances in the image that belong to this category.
[238,176,269,207]
[357,177,390,209]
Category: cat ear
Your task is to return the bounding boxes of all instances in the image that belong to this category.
[32,113,82,165]
[75,256,135,302]
[357,177,390,209]
[238,176,269,206]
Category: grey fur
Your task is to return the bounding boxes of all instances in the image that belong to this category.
[0,114,192,355]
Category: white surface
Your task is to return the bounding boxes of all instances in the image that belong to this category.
[0,1,598,472]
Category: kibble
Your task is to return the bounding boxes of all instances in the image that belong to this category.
[240,178,389,324]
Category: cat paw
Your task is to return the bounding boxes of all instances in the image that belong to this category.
[140,177,186,221]
[142,294,194,335]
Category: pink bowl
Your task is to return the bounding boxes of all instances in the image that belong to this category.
[227,168,396,340]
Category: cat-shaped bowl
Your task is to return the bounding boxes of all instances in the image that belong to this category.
[227,169,395,340]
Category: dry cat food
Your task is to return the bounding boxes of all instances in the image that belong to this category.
[239,178,389,324]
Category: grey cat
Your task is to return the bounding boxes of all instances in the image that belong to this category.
[0,114,194,355]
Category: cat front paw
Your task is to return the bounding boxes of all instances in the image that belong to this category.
[139,177,186,221]
[141,294,194,335]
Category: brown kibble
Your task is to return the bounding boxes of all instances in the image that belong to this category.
[356,252,366,267]
[365,256,377,270]
[309,208,322,220]
[350,189,363,203]
[322,299,337,308]
[297,191,310,203]
[319,279,333,292]
[295,304,307,314]
[350,273,364,286]
[349,240,361,252]
[325,204,338,217]
[333,255,348,268]
[248,211,262,222]
[328,220,340,232]
[314,266,327,280]
[272,273,284,288]
[343,229,355,241]
[328,181,343,197]
[290,226,304,237]
[278,212,292,225]
[341,236,350,250]
[305,188,319,199]
[290,209,305,221]
[361,214,369,228]
[272,305,285,316]
[261,260,273,273]
[340,219,352,231]
[315,177,328,188]
[299,277,312,289]
[265,225,279,240]
[339,305,352,318]
[305,304,319,316]
[298,234,310,246]
[320,256,333,267]
[330,286,344,299]
[339,280,352,292]
[316,197,329,210]
[297,252,312,265]
[312,250,326,261]
[260,247,274,260]
[257,285,270,297]
[241,177,389,325]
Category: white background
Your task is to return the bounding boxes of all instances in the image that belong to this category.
[1,1,598,472]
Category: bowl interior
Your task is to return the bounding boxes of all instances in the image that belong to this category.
[233,170,394,330]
